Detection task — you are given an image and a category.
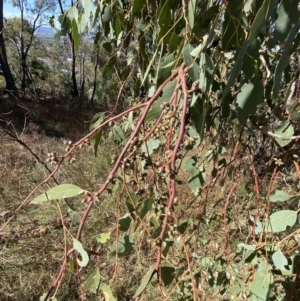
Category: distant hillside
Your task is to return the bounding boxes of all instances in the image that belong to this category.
[35,26,54,36]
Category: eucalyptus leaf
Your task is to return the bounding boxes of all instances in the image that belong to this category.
[251,270,273,301]
[274,121,294,147]
[97,232,111,244]
[32,184,84,203]
[109,235,134,258]
[73,238,89,267]
[266,210,297,233]
[100,284,116,301]
[93,130,102,157]
[133,265,155,298]
[272,250,288,271]
[270,190,293,202]
[83,268,101,294]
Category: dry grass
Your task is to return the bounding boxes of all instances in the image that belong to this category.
[1,99,300,301]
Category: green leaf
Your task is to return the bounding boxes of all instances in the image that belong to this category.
[71,19,79,53]
[100,284,116,301]
[183,44,199,82]
[251,270,273,301]
[247,0,272,43]
[92,130,102,157]
[83,268,101,294]
[281,255,300,276]
[274,0,300,44]
[146,80,176,121]
[273,21,300,103]
[133,265,155,298]
[69,258,75,273]
[190,96,206,141]
[68,209,81,226]
[221,44,248,103]
[73,238,89,267]
[89,112,106,131]
[188,0,196,30]
[274,120,294,147]
[272,250,288,271]
[185,156,205,192]
[80,0,92,30]
[40,294,57,301]
[169,32,182,53]
[67,6,78,22]
[161,263,175,286]
[112,125,126,144]
[141,139,160,156]
[236,78,264,125]
[157,53,175,87]
[93,4,101,27]
[134,198,154,231]
[32,184,84,203]
[221,0,245,51]
[249,215,263,235]
[157,0,172,42]
[109,235,134,258]
[126,193,139,218]
[97,232,111,244]
[102,6,111,22]
[201,257,215,268]
[266,210,297,233]
[270,190,293,202]
[118,214,131,232]
[242,38,260,79]
[237,243,256,266]
[288,103,300,122]
[132,0,145,18]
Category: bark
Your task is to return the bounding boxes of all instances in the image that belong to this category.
[90,47,99,103]
[70,36,78,96]
[0,0,16,91]
[57,0,78,96]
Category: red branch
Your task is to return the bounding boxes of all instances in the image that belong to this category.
[42,66,181,301]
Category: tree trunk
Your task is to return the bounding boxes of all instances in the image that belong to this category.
[90,47,99,103]
[70,36,78,96]
[0,0,16,91]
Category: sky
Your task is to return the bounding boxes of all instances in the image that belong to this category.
[4,0,22,18]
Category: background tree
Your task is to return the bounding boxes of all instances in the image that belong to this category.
[53,0,79,96]
[9,0,55,92]
[0,0,16,91]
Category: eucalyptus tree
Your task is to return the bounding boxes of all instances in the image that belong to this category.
[0,0,16,91]
[9,0,55,92]
[51,0,80,96]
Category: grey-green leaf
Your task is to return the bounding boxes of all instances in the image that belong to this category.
[272,250,288,271]
[73,238,89,267]
[236,79,264,125]
[109,235,134,258]
[146,80,176,121]
[83,268,101,294]
[266,210,297,233]
[274,120,294,147]
[141,139,160,156]
[133,265,155,298]
[118,214,131,232]
[100,284,116,301]
[32,184,84,203]
[270,190,293,202]
[251,270,273,301]
[89,112,106,131]
[40,294,57,301]
[93,130,102,157]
